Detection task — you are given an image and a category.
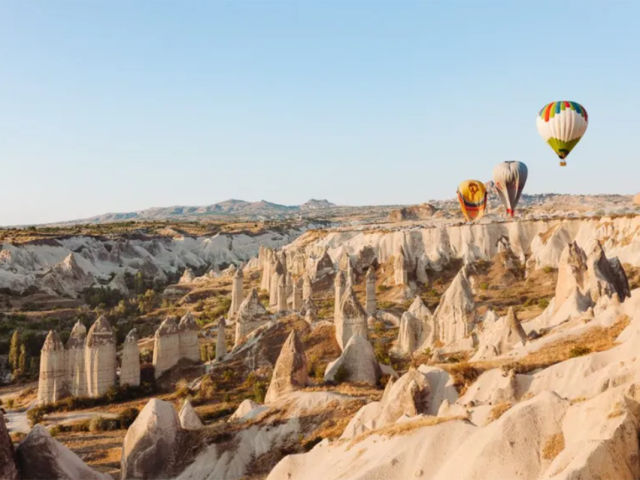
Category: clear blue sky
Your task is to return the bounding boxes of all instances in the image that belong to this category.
[1,1,639,225]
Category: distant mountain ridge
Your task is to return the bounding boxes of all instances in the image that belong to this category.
[53,199,339,225]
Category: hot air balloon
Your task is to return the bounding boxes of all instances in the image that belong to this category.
[536,101,588,166]
[493,161,528,217]
[457,180,487,222]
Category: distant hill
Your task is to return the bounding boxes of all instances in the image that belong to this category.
[53,199,339,225]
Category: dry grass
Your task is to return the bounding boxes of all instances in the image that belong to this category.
[488,402,513,423]
[55,430,125,477]
[541,433,565,460]
[444,362,481,395]
[349,415,467,447]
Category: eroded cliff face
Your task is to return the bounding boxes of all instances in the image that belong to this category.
[286,215,640,272]
[0,228,305,296]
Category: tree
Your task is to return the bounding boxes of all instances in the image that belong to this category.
[18,345,27,378]
[133,272,145,294]
[8,330,22,372]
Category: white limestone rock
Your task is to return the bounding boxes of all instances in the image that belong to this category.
[335,286,369,351]
[430,269,476,348]
[179,268,196,284]
[179,311,200,363]
[277,276,287,313]
[66,321,87,398]
[121,399,181,480]
[179,399,204,430]
[109,272,130,296]
[555,242,589,313]
[120,328,141,387]
[324,335,381,385]
[302,274,312,301]
[85,315,117,397]
[265,330,308,404]
[378,367,430,427]
[37,331,68,405]
[292,277,303,311]
[228,267,244,318]
[333,271,346,322]
[235,287,269,346]
[16,425,111,480]
[394,311,424,356]
[365,267,376,315]
[152,316,181,379]
[393,247,409,286]
[586,241,630,303]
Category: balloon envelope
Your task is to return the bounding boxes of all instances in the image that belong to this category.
[457,180,487,222]
[492,161,528,217]
[536,101,588,166]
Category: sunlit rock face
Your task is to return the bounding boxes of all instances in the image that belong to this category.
[120,328,141,387]
[37,331,68,405]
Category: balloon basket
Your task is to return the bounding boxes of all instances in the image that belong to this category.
[559,161,567,167]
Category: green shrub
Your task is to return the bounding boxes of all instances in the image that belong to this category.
[538,298,550,309]
[333,365,349,384]
[199,375,217,399]
[89,416,119,433]
[480,283,489,291]
[253,381,267,404]
[302,436,322,452]
[569,345,591,358]
[118,408,139,429]
[27,407,45,427]
[543,266,554,274]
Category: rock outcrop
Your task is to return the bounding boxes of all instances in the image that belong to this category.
[309,249,334,281]
[333,271,346,322]
[39,252,95,298]
[377,367,431,426]
[16,425,111,480]
[335,286,369,351]
[265,331,308,403]
[555,242,589,312]
[302,274,312,301]
[472,307,527,361]
[66,321,87,398]
[269,261,285,308]
[152,317,181,379]
[292,277,303,310]
[121,399,181,480]
[85,315,117,397]
[178,311,199,362]
[395,311,424,356]
[431,269,476,349]
[216,317,226,361]
[228,267,244,318]
[0,413,18,480]
[324,335,381,385]
[277,276,287,313]
[393,247,409,286]
[37,331,68,405]
[178,399,204,430]
[235,287,269,346]
[586,241,630,302]
[388,203,437,222]
[120,329,141,387]
[179,268,195,284]
[365,267,376,315]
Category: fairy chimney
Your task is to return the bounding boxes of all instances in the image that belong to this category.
[235,288,269,347]
[433,269,476,347]
[85,316,117,397]
[120,329,140,387]
[302,274,312,301]
[394,247,409,286]
[277,276,288,313]
[228,267,244,318]
[292,277,303,311]
[334,271,346,322]
[66,321,87,398]
[264,331,308,403]
[37,331,68,405]
[179,311,200,362]
[365,267,376,315]
[335,286,369,350]
[152,317,181,379]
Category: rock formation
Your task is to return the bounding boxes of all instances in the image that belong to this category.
[377,367,430,427]
[39,252,95,298]
[66,321,87,398]
[365,267,376,315]
[393,247,408,286]
[16,425,111,480]
[335,286,368,351]
[0,405,18,480]
[216,317,226,361]
[416,254,430,284]
[309,249,334,281]
[555,242,589,312]
[277,276,287,313]
[228,267,244,318]
[269,261,285,307]
[260,248,274,292]
[300,297,317,323]
[179,399,204,430]
[286,271,293,298]
[333,271,346,322]
[432,269,476,348]
[152,316,181,379]
[235,287,269,346]
[324,335,381,385]
[179,268,195,284]
[121,399,181,480]
[37,331,68,405]
[85,315,117,397]
[395,311,424,356]
[265,330,308,403]
[120,329,140,387]
[302,274,312,301]
[388,203,437,222]
[292,277,303,311]
[472,307,527,361]
[109,272,130,295]
[178,311,200,362]
[346,262,355,287]
[586,241,630,302]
